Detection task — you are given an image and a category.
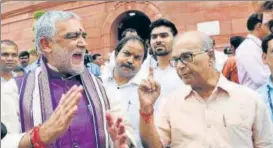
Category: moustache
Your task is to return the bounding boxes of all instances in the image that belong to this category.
[120,63,134,70]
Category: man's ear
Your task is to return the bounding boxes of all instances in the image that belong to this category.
[207,50,215,60]
[207,50,215,67]
[40,37,53,53]
[262,53,268,65]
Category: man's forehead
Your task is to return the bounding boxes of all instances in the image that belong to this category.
[56,18,84,34]
[122,41,144,54]
[151,26,172,34]
[172,40,200,55]
[174,39,201,50]
[1,44,18,53]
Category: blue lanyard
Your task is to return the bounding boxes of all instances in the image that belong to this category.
[267,86,273,115]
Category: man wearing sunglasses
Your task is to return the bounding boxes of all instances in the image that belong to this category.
[1,11,135,148]
[138,31,273,148]
[235,12,271,90]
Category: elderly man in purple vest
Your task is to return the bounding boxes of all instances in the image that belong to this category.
[1,11,135,148]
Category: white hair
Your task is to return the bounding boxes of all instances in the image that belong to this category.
[200,33,214,52]
[34,11,80,53]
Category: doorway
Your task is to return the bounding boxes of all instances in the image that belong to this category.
[117,10,151,41]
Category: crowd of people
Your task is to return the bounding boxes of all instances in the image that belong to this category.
[1,1,273,148]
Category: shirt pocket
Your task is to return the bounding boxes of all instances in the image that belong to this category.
[224,113,252,141]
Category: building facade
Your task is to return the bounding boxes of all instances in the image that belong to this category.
[1,1,258,59]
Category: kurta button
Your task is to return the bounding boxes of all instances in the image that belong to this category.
[207,124,211,128]
[73,142,79,148]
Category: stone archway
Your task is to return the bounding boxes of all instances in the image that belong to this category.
[100,1,163,58]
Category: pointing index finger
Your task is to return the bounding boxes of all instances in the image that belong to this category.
[148,66,154,79]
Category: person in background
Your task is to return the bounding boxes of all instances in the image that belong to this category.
[13,65,25,77]
[258,34,273,122]
[139,18,186,115]
[121,28,138,39]
[93,53,104,67]
[222,36,245,83]
[0,40,18,83]
[86,53,102,77]
[102,36,148,148]
[18,51,30,73]
[257,1,273,34]
[27,48,41,72]
[107,29,140,79]
[235,12,271,90]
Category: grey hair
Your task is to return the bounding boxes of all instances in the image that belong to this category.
[200,34,214,52]
[34,11,80,53]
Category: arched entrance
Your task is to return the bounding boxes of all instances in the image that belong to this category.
[116,10,151,41]
[100,1,163,57]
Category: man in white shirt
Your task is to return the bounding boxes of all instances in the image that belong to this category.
[236,12,271,90]
[106,29,139,79]
[0,40,18,84]
[140,18,186,114]
[102,36,148,148]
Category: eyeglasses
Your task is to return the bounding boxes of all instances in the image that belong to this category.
[170,50,208,67]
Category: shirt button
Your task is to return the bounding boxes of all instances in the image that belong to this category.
[207,124,211,128]
[117,87,120,89]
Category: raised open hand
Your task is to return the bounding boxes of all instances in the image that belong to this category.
[106,111,128,148]
[39,85,83,144]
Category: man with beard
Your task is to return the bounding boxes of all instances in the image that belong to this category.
[102,36,147,148]
[0,40,19,84]
[138,31,273,148]
[143,18,185,114]
[1,11,135,148]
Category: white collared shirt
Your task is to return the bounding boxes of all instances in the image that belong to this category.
[236,34,270,90]
[102,69,143,148]
[126,58,187,115]
[152,65,186,115]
